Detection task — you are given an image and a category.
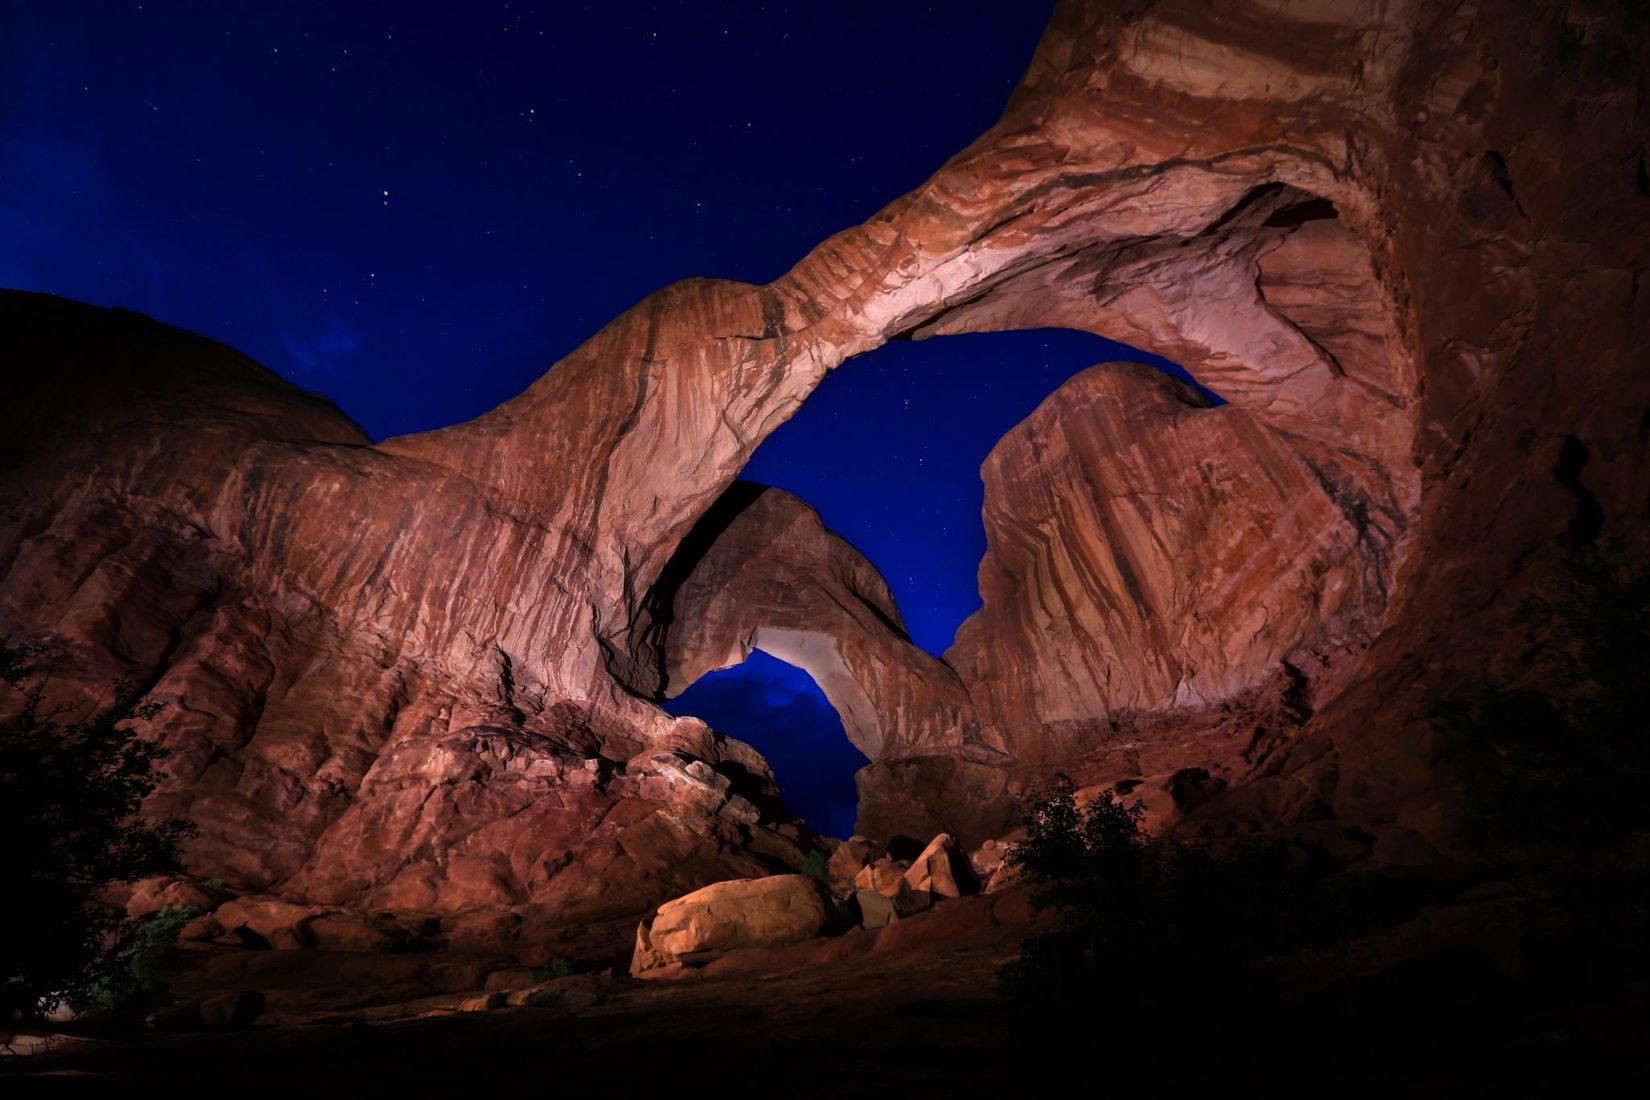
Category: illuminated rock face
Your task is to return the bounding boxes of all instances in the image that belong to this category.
[3,0,1647,933]
[949,356,1395,756]
[658,483,975,765]
[0,293,812,928]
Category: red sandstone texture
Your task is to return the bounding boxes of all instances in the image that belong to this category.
[2,0,1647,942]
[659,484,975,765]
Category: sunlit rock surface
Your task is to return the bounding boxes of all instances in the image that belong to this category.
[3,0,1647,936]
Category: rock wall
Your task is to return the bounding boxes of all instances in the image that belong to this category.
[2,0,1646,928]
[658,484,977,764]
[952,361,1388,748]
[0,293,811,934]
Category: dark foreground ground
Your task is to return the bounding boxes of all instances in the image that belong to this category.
[7,887,1650,1096]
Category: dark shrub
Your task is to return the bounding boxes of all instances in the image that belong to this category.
[1432,543,1650,915]
[999,775,1301,1064]
[1,645,194,1022]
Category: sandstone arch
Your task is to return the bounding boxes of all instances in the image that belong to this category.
[616,170,1417,842]
[2,0,1645,925]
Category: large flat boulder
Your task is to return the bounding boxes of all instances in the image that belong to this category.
[631,875,830,975]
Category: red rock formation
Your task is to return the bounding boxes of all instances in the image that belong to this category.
[658,484,976,764]
[631,874,831,975]
[2,0,1646,943]
[954,360,1390,744]
[0,293,813,937]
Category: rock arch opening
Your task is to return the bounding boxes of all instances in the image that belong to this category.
[739,327,1209,656]
[661,649,868,839]
[629,329,1217,840]
[613,178,1420,846]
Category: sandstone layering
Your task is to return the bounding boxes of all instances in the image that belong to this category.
[2,0,1646,943]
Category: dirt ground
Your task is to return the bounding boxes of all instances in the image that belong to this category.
[7,889,1649,1095]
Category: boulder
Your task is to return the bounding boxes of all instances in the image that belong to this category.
[890,880,934,919]
[484,967,539,993]
[984,859,1024,895]
[827,836,882,884]
[902,833,977,899]
[458,992,507,1012]
[148,1000,203,1032]
[1167,768,1228,814]
[177,914,226,941]
[505,975,614,1011]
[990,887,1037,927]
[41,1001,82,1025]
[969,839,1005,882]
[213,897,325,949]
[854,889,895,929]
[853,857,906,896]
[630,920,672,976]
[631,875,830,975]
[125,876,215,919]
[304,911,403,953]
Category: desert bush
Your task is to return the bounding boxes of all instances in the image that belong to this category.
[799,850,836,888]
[999,776,1301,1056]
[531,956,575,983]
[0,645,194,1022]
[78,904,202,1017]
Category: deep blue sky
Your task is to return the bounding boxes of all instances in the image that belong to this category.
[743,329,1190,656]
[3,1,1191,835]
[1,0,1063,435]
[663,651,870,838]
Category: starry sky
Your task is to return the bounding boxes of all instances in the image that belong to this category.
[3,1,1190,837]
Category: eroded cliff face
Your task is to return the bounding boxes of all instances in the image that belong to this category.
[953,359,1385,744]
[2,0,1646,932]
[0,294,811,936]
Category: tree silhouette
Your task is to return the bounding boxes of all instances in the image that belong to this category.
[1,645,193,1021]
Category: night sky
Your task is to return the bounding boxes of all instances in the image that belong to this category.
[4,1,1188,837]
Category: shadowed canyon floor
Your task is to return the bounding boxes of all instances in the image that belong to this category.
[13,890,1650,1094]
